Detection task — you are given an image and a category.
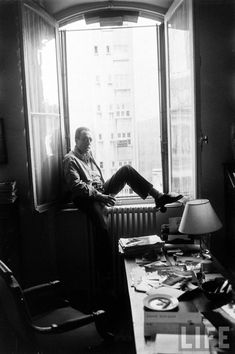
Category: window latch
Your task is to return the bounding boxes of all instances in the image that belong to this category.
[199,135,208,150]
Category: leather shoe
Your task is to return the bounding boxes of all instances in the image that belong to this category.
[155,193,183,209]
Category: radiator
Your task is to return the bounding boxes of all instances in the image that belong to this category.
[108,204,159,238]
[107,204,160,294]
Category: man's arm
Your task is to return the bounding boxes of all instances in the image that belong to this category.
[95,193,116,206]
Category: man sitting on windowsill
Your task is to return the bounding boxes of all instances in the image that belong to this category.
[63,127,183,306]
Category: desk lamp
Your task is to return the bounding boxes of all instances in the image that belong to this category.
[178,199,222,256]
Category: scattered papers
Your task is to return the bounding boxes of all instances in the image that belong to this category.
[219,303,235,323]
[130,263,199,293]
[130,266,167,293]
[147,286,184,298]
[136,252,168,266]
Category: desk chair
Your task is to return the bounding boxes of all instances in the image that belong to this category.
[0,260,113,353]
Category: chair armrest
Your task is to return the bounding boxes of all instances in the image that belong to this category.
[23,280,68,315]
[32,310,105,334]
[23,280,62,296]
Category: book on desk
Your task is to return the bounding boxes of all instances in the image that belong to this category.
[119,234,164,256]
[144,298,204,335]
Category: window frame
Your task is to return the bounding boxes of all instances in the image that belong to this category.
[20,0,65,212]
[164,0,197,199]
[59,2,197,206]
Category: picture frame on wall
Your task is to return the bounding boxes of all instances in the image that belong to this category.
[0,118,8,164]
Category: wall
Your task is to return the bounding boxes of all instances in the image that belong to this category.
[0,2,28,191]
[195,0,235,264]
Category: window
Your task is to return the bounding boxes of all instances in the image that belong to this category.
[94,45,98,55]
[64,19,162,198]
[165,0,196,199]
[22,2,63,212]
[106,45,110,55]
[63,11,196,201]
[19,2,197,211]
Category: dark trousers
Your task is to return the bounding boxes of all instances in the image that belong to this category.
[73,165,154,273]
[103,164,153,199]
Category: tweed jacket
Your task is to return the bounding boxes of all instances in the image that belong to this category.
[63,147,105,200]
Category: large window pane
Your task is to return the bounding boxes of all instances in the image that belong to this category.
[165,0,196,199]
[63,18,162,199]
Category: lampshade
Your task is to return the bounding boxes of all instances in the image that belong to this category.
[178,199,222,235]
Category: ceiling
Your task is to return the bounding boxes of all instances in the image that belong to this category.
[38,0,174,24]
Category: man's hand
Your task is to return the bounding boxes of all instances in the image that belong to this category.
[96,193,116,206]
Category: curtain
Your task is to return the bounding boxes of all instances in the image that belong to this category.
[22,3,63,211]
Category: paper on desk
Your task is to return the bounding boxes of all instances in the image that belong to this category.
[218,303,235,323]
[135,281,153,293]
[147,285,184,298]
[131,267,167,293]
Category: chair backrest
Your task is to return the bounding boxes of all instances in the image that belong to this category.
[0,260,36,345]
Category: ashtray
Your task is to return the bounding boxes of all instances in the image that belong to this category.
[144,294,178,311]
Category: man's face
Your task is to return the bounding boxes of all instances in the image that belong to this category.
[76,129,92,154]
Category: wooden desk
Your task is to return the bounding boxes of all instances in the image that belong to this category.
[123,253,235,354]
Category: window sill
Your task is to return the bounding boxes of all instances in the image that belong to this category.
[60,197,183,211]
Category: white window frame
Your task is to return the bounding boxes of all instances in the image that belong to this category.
[164,0,197,199]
